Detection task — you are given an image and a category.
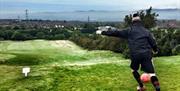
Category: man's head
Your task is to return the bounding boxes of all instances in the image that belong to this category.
[132,13,141,22]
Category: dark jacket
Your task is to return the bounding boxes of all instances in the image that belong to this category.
[102,21,158,55]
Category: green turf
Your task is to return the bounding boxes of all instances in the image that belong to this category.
[0,40,179,91]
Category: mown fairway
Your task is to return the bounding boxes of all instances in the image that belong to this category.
[0,40,180,91]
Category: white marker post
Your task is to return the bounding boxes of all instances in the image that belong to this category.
[22,67,30,77]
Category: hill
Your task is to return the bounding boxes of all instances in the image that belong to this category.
[0,40,180,91]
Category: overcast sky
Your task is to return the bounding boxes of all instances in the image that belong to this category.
[1,0,180,13]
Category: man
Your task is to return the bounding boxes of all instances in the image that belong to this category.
[96,13,160,91]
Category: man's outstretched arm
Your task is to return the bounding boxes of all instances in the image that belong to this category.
[96,29,129,39]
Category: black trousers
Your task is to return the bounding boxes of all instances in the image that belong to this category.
[130,51,155,73]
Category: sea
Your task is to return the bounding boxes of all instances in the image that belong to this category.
[1,9,180,22]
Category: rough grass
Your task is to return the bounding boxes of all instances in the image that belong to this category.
[0,40,180,91]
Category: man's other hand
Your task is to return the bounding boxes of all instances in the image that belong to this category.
[96,30,103,35]
[153,48,160,55]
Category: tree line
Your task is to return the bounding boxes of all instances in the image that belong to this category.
[0,27,72,40]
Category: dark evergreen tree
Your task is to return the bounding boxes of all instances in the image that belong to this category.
[124,7,159,29]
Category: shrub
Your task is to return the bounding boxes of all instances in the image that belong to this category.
[172,45,180,55]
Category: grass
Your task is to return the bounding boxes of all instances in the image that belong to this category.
[0,40,180,91]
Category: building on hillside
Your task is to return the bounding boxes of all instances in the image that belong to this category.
[97,26,117,31]
[157,20,180,29]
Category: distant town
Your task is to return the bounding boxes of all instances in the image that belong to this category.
[0,19,180,30]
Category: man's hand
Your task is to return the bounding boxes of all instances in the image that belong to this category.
[153,48,160,55]
[96,30,103,35]
[153,51,158,55]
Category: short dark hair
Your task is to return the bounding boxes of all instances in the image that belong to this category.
[133,13,139,17]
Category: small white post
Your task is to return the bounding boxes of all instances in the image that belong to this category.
[22,67,30,77]
[25,73,28,77]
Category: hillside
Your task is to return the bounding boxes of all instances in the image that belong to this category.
[0,40,180,91]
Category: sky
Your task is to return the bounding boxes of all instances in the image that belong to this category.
[0,0,180,13]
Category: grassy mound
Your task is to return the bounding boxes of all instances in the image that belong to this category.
[0,40,180,91]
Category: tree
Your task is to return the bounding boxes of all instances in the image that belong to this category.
[4,30,13,40]
[81,23,96,33]
[124,7,159,29]
[13,26,20,30]
[11,31,26,40]
[54,34,65,40]
[36,32,45,39]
